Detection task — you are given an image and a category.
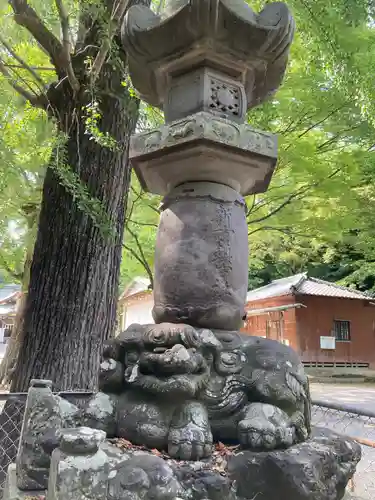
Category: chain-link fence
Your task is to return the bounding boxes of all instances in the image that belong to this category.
[0,393,26,496]
[0,391,93,497]
[312,400,375,500]
[0,395,375,499]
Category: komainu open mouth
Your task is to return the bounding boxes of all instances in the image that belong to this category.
[139,344,206,375]
[124,344,210,396]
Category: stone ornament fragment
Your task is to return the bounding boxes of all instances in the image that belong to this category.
[47,428,109,500]
[16,380,62,490]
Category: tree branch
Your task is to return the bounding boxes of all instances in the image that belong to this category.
[126,224,154,286]
[247,189,298,218]
[146,203,161,215]
[248,226,309,238]
[298,0,338,56]
[246,195,256,217]
[123,241,154,289]
[0,254,23,281]
[129,185,161,216]
[9,0,65,73]
[296,104,347,140]
[90,0,130,83]
[127,219,158,228]
[126,186,143,223]
[248,168,341,226]
[278,109,313,136]
[0,58,47,108]
[54,0,80,93]
[317,125,360,152]
[0,36,46,88]
[248,190,309,226]
[3,63,55,71]
[282,104,349,153]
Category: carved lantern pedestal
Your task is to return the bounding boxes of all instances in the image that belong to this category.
[123,0,295,329]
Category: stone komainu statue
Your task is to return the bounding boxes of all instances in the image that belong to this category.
[99,323,311,460]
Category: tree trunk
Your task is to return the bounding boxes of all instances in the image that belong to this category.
[11,73,139,392]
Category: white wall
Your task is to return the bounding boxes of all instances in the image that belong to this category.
[0,341,7,360]
[125,298,154,328]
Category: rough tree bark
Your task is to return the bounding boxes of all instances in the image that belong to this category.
[11,79,138,391]
[2,0,151,392]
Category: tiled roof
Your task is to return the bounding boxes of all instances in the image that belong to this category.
[297,277,372,300]
[246,273,372,302]
[0,284,21,304]
[0,303,16,315]
[119,277,151,300]
[246,274,306,301]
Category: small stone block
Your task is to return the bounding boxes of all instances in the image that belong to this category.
[59,427,106,455]
[47,442,110,500]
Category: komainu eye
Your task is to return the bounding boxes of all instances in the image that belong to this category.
[221,352,238,366]
[126,351,139,365]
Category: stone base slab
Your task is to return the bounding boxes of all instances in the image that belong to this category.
[228,428,361,500]
[3,429,361,500]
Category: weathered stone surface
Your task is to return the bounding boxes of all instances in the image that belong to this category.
[228,428,361,500]
[152,183,249,330]
[129,112,277,196]
[51,432,362,500]
[121,1,295,113]
[6,430,359,500]
[99,329,311,459]
[16,380,80,491]
[47,428,110,500]
[164,67,248,124]
[80,392,117,437]
[16,380,62,490]
[108,454,183,500]
[59,427,106,455]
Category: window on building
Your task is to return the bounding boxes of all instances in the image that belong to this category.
[333,320,351,341]
[4,323,13,339]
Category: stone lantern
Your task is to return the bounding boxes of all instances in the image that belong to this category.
[122,0,295,331]
[1,5,361,499]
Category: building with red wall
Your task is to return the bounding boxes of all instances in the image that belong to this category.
[242,273,375,368]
